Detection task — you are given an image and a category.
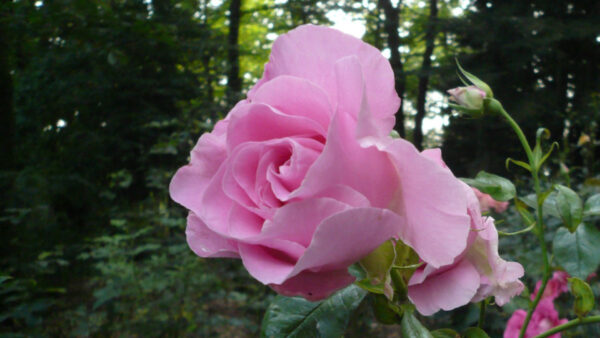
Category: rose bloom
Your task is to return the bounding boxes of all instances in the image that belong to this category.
[169,25,519,305]
[530,271,569,301]
[504,299,568,338]
[473,187,509,213]
[407,156,524,315]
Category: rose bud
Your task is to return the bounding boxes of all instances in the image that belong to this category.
[447,86,486,114]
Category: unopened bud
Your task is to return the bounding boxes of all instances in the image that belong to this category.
[447,86,486,110]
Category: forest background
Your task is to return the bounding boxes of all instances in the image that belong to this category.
[1,0,599,336]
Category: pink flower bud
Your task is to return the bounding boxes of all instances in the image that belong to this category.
[447,86,486,110]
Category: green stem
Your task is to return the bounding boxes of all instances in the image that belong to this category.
[532,315,600,338]
[496,104,552,338]
[478,300,486,328]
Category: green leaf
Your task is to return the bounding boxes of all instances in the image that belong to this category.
[521,193,561,219]
[538,142,559,169]
[554,185,583,232]
[431,328,460,338]
[584,194,600,217]
[553,224,600,279]
[401,311,434,338]
[532,143,543,169]
[369,293,402,325]
[360,241,395,284]
[355,278,388,296]
[456,59,493,98]
[568,277,595,317]
[0,276,12,285]
[515,199,535,226]
[260,284,367,338]
[463,327,490,338]
[460,171,516,201]
[505,158,531,172]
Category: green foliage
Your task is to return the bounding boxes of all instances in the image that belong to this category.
[401,310,433,338]
[553,224,600,279]
[568,277,595,318]
[460,171,516,201]
[260,284,366,337]
[431,328,460,338]
[584,194,600,217]
[462,327,490,338]
[369,294,402,325]
[554,184,584,232]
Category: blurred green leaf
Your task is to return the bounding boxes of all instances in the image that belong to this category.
[584,194,600,217]
[260,284,366,338]
[553,224,600,279]
[463,327,490,338]
[505,158,531,172]
[521,193,561,219]
[369,293,402,325]
[568,277,595,317]
[401,310,433,338]
[554,185,583,232]
[431,328,460,338]
[460,171,516,201]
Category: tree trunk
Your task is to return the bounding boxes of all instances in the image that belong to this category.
[0,3,14,171]
[413,0,438,150]
[201,0,214,116]
[379,0,406,137]
[226,0,242,103]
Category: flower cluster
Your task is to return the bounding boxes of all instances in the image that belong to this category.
[504,272,569,338]
[170,25,523,314]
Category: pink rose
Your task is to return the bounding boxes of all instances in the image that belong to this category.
[530,271,569,301]
[504,299,568,338]
[473,187,509,213]
[170,25,473,300]
[408,164,524,315]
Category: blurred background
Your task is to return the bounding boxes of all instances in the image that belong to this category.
[1,0,599,336]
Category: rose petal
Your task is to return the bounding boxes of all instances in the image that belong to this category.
[197,163,235,235]
[260,197,351,247]
[227,204,264,239]
[289,207,401,279]
[271,269,355,301]
[249,25,399,128]
[420,148,448,169]
[226,102,325,151]
[250,75,333,132]
[238,243,298,285]
[385,139,471,267]
[186,212,239,258]
[333,55,392,143]
[169,120,229,215]
[408,259,480,316]
[291,110,399,208]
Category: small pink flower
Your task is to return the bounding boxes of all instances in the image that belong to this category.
[170,25,473,300]
[531,271,570,301]
[472,188,509,213]
[504,299,568,338]
[407,155,524,315]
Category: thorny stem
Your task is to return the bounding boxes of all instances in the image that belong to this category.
[496,105,552,338]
